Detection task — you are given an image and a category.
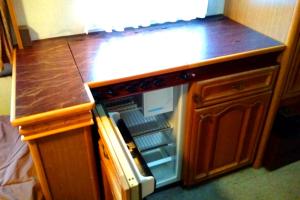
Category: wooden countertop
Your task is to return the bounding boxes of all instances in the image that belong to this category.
[68,17,284,88]
[12,16,284,126]
[12,39,93,126]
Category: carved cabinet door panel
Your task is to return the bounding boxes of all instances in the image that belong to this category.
[184,92,271,186]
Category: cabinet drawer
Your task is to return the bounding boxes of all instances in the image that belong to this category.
[192,66,278,108]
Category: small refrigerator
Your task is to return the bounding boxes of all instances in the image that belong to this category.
[94,84,187,199]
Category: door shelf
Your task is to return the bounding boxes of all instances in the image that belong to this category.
[142,145,176,164]
[141,145,177,186]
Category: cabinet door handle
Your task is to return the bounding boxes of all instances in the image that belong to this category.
[193,94,202,104]
[101,144,109,160]
[232,81,246,90]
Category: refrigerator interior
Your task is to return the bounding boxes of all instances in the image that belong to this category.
[103,85,187,188]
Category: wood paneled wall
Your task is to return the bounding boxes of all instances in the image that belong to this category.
[225,0,300,167]
[224,0,297,43]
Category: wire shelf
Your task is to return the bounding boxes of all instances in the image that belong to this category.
[105,99,138,113]
[133,129,174,151]
[120,108,170,136]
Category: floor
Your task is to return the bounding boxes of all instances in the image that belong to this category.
[1,76,300,200]
[147,161,300,200]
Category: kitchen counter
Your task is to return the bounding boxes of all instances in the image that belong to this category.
[10,16,286,200]
[70,18,283,88]
[69,17,284,87]
[12,16,284,126]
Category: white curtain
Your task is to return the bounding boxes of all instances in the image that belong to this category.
[83,0,208,32]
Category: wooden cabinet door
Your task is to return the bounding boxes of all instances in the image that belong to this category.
[183,92,271,186]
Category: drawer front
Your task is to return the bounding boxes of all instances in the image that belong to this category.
[192,66,278,108]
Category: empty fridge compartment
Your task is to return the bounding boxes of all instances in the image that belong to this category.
[141,145,177,186]
[120,108,170,136]
[94,84,187,190]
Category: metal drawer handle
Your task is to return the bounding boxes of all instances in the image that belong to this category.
[232,81,246,90]
[101,144,109,160]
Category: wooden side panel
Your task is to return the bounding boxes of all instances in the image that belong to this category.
[6,0,23,49]
[253,0,300,167]
[283,33,300,98]
[28,142,52,200]
[224,0,297,43]
[30,127,100,200]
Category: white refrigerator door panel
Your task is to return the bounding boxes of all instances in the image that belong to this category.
[96,105,155,198]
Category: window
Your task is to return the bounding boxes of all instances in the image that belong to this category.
[82,0,208,32]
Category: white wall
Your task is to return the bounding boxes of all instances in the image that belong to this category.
[207,0,225,16]
[13,0,85,40]
[13,0,225,40]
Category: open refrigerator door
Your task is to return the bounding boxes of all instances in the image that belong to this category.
[102,85,187,188]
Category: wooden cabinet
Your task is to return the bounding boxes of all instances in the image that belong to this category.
[184,92,271,185]
[283,32,300,99]
[27,127,100,200]
[183,67,276,186]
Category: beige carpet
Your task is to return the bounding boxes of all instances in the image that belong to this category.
[0,76,12,115]
[147,161,300,200]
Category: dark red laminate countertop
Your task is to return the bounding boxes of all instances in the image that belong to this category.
[68,17,284,87]
[13,16,284,125]
[14,39,91,122]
